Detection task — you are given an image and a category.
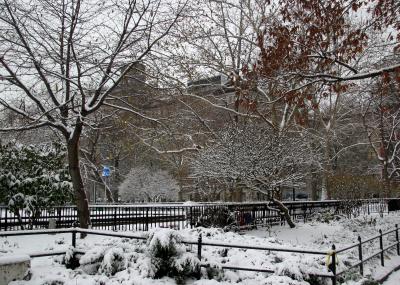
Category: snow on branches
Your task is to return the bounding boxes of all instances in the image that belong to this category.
[118,167,179,203]
[191,126,308,195]
[0,142,73,229]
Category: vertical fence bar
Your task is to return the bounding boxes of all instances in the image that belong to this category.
[357,236,363,275]
[4,209,7,231]
[197,233,202,279]
[331,244,337,285]
[134,207,137,231]
[113,208,117,231]
[197,234,202,260]
[72,230,76,248]
[396,224,400,256]
[190,207,193,228]
[379,229,384,266]
[145,208,149,231]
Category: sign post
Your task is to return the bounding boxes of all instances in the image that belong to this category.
[102,166,111,202]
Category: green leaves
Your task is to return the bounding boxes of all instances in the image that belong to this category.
[0,142,73,224]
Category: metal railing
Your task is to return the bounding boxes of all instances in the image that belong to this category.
[1,224,400,285]
[0,199,391,232]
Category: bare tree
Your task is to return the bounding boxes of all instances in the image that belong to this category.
[0,0,187,228]
[191,125,309,227]
[362,75,400,196]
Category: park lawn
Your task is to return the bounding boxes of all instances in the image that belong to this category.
[1,212,400,285]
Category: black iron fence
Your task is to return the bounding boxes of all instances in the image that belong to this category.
[0,199,393,231]
[1,225,400,285]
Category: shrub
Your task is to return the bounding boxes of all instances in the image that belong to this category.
[98,248,126,276]
[64,246,79,270]
[78,247,107,274]
[147,229,200,283]
[196,206,238,230]
[311,210,344,224]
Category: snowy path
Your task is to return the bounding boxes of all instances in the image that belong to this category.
[382,269,400,285]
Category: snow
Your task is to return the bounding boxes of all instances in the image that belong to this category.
[0,254,30,265]
[247,222,341,245]
[1,212,400,285]
[382,268,400,285]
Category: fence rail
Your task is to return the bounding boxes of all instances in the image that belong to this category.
[0,198,393,231]
[1,224,400,285]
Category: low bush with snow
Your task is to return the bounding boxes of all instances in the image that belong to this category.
[147,229,201,283]
[98,248,127,276]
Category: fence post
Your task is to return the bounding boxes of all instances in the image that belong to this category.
[72,230,76,248]
[379,229,384,266]
[396,224,400,256]
[331,244,337,285]
[197,233,202,260]
[196,233,202,280]
[357,236,363,276]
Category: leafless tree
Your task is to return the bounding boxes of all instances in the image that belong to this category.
[191,125,310,227]
[118,166,179,202]
[362,75,400,196]
[0,0,188,228]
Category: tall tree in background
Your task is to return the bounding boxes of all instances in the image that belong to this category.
[255,0,399,86]
[0,0,187,228]
[362,74,400,196]
[246,0,400,198]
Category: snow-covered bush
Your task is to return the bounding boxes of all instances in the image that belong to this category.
[311,210,344,224]
[147,229,200,283]
[118,166,179,202]
[64,246,79,269]
[0,142,73,229]
[196,206,238,230]
[77,246,128,276]
[98,248,127,276]
[79,247,107,274]
[274,256,323,283]
[147,229,183,277]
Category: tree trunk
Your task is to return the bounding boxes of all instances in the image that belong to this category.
[112,157,120,202]
[321,173,329,200]
[321,132,333,200]
[310,168,318,201]
[104,180,114,203]
[67,141,91,229]
[14,210,24,230]
[272,198,295,228]
[382,164,391,198]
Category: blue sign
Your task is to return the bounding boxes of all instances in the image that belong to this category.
[102,166,111,177]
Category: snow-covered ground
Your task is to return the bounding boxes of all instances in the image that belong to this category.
[1,212,400,285]
[382,269,400,285]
